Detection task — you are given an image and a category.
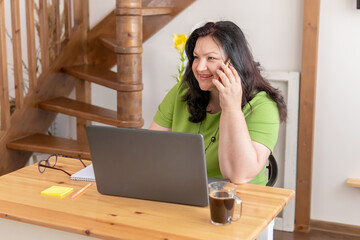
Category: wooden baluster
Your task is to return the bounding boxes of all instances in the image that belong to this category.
[54,0,61,55]
[10,0,24,110]
[64,0,72,40]
[115,0,143,127]
[39,0,50,72]
[74,0,91,144]
[0,0,10,130]
[73,0,82,29]
[25,0,37,90]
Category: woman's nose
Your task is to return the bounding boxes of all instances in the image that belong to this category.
[196,59,207,71]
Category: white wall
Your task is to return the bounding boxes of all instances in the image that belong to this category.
[312,0,360,226]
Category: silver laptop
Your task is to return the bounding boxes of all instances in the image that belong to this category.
[86,125,210,206]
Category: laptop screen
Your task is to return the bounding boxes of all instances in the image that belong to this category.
[86,126,209,206]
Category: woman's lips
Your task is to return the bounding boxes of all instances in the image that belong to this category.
[199,74,213,80]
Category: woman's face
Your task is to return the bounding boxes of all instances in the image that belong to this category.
[192,35,227,92]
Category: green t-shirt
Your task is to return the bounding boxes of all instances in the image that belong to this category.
[153,82,280,185]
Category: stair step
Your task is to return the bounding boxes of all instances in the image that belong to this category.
[98,37,143,54]
[115,7,172,16]
[62,64,143,92]
[39,97,143,128]
[7,133,91,159]
[142,7,172,16]
[98,37,118,53]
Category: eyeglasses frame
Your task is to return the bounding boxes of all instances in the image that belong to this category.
[38,154,86,176]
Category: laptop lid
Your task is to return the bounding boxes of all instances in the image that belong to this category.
[86,125,209,207]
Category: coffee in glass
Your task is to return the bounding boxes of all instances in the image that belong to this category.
[208,181,242,225]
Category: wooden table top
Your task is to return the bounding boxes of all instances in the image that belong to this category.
[0,157,295,240]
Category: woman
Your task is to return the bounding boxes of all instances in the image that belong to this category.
[149,21,287,185]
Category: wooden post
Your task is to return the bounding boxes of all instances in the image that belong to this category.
[0,0,10,130]
[74,0,91,144]
[295,0,321,232]
[115,0,143,127]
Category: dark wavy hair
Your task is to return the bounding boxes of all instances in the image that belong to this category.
[182,21,287,123]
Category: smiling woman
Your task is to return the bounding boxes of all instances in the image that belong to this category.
[149,21,287,185]
[192,35,227,92]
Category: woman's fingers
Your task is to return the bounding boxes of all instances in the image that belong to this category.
[216,69,229,86]
[217,63,240,86]
[229,65,241,83]
[212,77,225,91]
[222,63,236,83]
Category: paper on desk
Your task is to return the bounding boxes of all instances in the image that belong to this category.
[71,164,95,182]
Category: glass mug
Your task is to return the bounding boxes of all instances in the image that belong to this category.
[208,181,242,225]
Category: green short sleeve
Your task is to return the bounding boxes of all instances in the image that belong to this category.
[243,92,280,152]
[153,83,181,128]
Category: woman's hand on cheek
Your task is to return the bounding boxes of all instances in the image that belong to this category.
[212,65,243,112]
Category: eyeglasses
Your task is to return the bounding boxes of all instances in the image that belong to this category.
[38,154,86,176]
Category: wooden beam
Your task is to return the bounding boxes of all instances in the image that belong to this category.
[295,0,321,232]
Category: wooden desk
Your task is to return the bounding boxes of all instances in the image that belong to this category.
[0,157,295,240]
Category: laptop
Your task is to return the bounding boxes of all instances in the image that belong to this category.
[86,125,210,207]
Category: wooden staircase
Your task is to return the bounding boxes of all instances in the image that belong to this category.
[0,0,195,175]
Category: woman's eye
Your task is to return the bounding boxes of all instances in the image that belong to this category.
[193,56,199,60]
[208,57,216,61]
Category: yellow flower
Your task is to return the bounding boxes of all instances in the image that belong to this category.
[171,34,188,53]
[171,34,188,82]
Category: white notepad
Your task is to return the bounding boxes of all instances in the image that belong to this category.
[71,164,95,182]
